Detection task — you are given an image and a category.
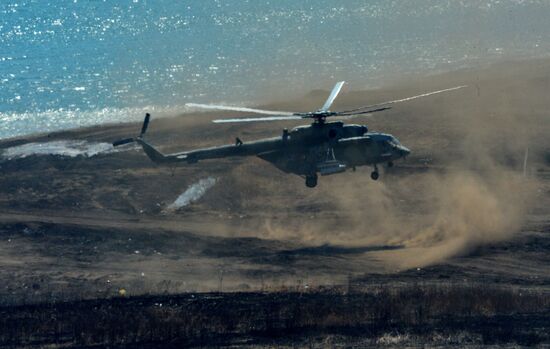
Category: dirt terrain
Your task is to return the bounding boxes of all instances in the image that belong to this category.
[0,58,550,347]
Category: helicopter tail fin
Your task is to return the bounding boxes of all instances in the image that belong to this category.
[135,138,168,163]
[112,113,170,164]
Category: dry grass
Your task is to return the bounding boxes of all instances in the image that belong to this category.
[0,283,549,348]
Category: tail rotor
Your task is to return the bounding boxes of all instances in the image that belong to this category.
[140,113,150,137]
[112,137,135,147]
[112,113,151,147]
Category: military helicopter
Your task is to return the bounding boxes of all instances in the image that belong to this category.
[113,82,465,187]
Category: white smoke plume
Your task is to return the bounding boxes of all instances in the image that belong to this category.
[1,140,121,160]
[166,177,218,211]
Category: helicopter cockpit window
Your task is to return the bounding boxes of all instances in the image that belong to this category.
[388,136,401,147]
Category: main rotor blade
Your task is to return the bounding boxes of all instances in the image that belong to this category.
[186,103,296,116]
[335,106,392,118]
[338,106,392,116]
[338,85,467,114]
[319,81,345,112]
[212,115,303,123]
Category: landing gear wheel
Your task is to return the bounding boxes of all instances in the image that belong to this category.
[305,174,318,188]
[387,161,394,168]
[370,171,379,181]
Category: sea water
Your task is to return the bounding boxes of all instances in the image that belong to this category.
[1,0,550,140]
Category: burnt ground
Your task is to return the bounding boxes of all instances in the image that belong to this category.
[2,288,550,348]
[0,58,550,347]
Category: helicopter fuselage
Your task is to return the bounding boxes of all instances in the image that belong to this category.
[134,120,409,187]
[254,122,410,178]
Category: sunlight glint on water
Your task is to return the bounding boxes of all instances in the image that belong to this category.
[1,0,550,139]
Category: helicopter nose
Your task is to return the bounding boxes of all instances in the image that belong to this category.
[398,145,410,157]
[393,144,410,158]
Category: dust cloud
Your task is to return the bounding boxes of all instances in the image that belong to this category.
[265,157,538,270]
[379,170,535,269]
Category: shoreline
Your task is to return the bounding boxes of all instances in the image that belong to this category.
[2,55,550,145]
